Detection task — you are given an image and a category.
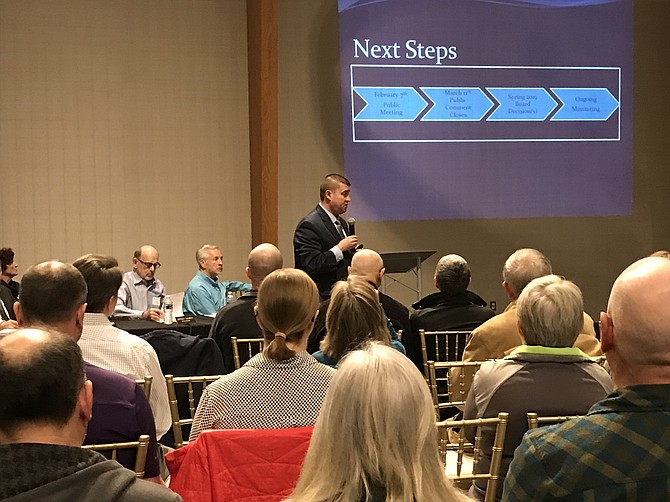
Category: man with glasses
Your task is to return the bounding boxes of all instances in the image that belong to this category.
[114,245,166,320]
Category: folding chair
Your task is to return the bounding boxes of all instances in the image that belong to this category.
[231,336,264,370]
[83,434,150,478]
[427,360,484,420]
[165,374,223,448]
[419,329,471,379]
[436,412,509,502]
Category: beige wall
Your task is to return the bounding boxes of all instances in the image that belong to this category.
[2,1,668,317]
[0,0,251,292]
[278,0,670,316]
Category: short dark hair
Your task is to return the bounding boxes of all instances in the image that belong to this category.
[319,174,351,201]
[0,329,85,437]
[73,255,123,313]
[19,262,88,325]
[0,248,14,273]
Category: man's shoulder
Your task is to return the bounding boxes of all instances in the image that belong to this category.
[85,362,136,389]
[296,205,327,229]
[379,291,408,314]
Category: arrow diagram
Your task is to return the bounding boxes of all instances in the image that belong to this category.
[486,88,557,121]
[550,88,619,121]
[353,87,428,121]
[420,87,494,121]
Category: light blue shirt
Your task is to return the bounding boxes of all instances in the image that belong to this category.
[114,271,166,318]
[182,270,251,316]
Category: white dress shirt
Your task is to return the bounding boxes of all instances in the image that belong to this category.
[78,313,172,439]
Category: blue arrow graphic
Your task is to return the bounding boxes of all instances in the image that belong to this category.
[353,87,428,121]
[550,88,619,121]
[486,88,557,121]
[420,87,494,121]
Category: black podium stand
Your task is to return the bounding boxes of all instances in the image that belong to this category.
[380,251,435,301]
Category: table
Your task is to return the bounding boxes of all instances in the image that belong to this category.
[112,315,214,339]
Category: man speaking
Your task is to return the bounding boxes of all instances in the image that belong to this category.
[293,174,359,299]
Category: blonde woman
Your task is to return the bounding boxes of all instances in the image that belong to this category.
[289,342,470,502]
[313,277,404,367]
[189,268,336,440]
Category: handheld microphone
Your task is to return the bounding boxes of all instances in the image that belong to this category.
[347,217,356,236]
[347,218,364,250]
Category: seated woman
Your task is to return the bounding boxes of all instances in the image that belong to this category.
[312,277,404,368]
[289,342,468,502]
[189,268,336,440]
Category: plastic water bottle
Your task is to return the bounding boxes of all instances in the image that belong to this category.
[163,295,174,325]
[226,290,235,305]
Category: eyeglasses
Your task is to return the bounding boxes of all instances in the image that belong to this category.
[136,258,161,269]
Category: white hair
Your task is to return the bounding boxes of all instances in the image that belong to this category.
[502,248,552,298]
[289,343,466,502]
[517,274,583,347]
[196,244,220,264]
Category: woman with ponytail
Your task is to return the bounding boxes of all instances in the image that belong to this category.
[189,268,336,440]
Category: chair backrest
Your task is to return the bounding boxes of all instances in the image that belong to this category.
[419,329,471,379]
[83,434,150,478]
[436,412,509,502]
[165,374,223,448]
[427,360,484,419]
[526,412,584,429]
[231,336,264,370]
[134,375,153,401]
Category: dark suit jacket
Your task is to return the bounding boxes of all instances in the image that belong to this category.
[0,285,15,321]
[293,205,352,298]
[208,292,261,374]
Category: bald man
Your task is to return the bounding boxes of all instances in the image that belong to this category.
[307,249,410,354]
[0,329,181,501]
[503,257,670,501]
[114,245,166,320]
[407,254,495,371]
[209,244,283,373]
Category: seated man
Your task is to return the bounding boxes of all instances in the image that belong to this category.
[407,254,495,370]
[114,245,166,320]
[0,329,181,501]
[73,254,172,440]
[308,249,409,354]
[15,261,164,483]
[456,248,602,400]
[464,275,612,501]
[209,243,283,373]
[503,257,670,500]
[183,244,251,316]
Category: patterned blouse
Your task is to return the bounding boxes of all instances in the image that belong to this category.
[189,352,335,441]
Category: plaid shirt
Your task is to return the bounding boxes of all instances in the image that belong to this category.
[503,384,670,501]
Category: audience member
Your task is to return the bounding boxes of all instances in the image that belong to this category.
[407,254,495,369]
[294,174,359,299]
[308,249,409,353]
[189,269,335,440]
[0,329,181,501]
[73,254,172,440]
[208,243,283,373]
[288,343,469,502]
[114,245,165,320]
[463,248,601,359]
[312,277,403,367]
[503,257,670,500]
[0,247,20,303]
[183,244,252,316]
[15,261,163,483]
[464,275,613,501]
